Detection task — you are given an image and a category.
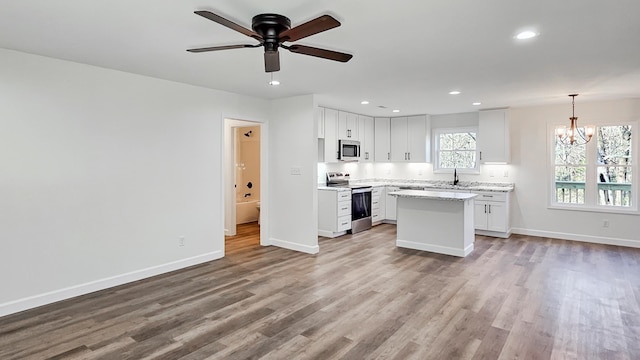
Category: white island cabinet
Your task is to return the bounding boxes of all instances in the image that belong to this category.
[390,190,477,257]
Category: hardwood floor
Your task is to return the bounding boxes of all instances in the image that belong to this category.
[2,222,640,359]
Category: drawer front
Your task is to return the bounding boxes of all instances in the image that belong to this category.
[337,201,351,217]
[372,198,380,209]
[372,187,383,197]
[474,191,507,202]
[337,191,352,201]
[372,208,381,219]
[337,215,352,231]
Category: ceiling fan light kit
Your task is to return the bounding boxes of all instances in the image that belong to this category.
[187,10,353,73]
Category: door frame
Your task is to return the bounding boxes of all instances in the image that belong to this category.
[223,117,269,248]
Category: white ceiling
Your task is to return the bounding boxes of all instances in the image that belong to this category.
[1,0,639,116]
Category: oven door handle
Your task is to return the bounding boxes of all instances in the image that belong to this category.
[351,188,372,194]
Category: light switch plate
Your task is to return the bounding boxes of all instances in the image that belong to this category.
[290,167,302,175]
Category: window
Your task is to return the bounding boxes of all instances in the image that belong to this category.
[552,124,635,211]
[554,141,586,204]
[597,126,632,206]
[434,127,478,172]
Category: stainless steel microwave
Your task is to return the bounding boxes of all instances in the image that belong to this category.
[338,140,360,161]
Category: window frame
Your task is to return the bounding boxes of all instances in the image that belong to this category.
[433,127,480,174]
[548,120,638,214]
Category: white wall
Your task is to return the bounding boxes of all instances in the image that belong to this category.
[0,49,269,316]
[268,96,319,254]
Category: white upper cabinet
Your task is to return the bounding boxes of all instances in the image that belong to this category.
[478,108,510,163]
[322,108,339,163]
[338,111,359,140]
[390,115,428,162]
[407,115,428,163]
[390,117,408,161]
[358,115,375,162]
[374,117,391,162]
[317,107,325,139]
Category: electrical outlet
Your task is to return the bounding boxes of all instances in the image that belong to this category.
[603,219,610,228]
[290,167,302,175]
[503,170,509,177]
[179,236,185,246]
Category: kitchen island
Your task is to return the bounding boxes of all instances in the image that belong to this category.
[389,190,477,257]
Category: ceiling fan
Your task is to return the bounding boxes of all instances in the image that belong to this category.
[187,11,353,72]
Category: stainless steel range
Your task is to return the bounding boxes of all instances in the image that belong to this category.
[326,172,372,234]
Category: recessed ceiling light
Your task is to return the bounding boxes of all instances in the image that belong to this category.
[361,100,369,105]
[392,109,400,113]
[449,91,461,95]
[472,102,482,106]
[516,30,537,40]
[268,80,280,86]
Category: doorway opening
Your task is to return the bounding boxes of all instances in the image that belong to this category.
[224,118,266,254]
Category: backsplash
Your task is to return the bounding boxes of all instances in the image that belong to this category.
[318,162,515,185]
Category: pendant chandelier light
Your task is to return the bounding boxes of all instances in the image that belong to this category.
[555,94,594,145]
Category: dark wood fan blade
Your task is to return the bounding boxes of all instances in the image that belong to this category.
[287,45,353,62]
[187,44,258,53]
[279,15,340,42]
[194,10,262,40]
[264,51,280,72]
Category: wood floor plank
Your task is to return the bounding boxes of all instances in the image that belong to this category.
[1,222,640,359]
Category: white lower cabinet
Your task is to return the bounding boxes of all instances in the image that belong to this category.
[318,189,352,238]
[384,186,399,221]
[472,191,510,237]
[372,186,386,225]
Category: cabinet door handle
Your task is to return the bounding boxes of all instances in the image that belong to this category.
[480,151,483,161]
[408,152,411,160]
[488,204,491,214]
[388,152,390,160]
[484,204,487,213]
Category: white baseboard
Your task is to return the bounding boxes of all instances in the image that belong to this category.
[475,229,511,238]
[0,251,223,318]
[396,239,473,257]
[270,237,319,254]
[510,228,640,248]
[317,229,347,238]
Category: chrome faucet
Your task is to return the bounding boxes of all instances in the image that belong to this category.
[453,168,459,185]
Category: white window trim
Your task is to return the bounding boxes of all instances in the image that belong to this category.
[547,120,639,214]
[433,126,479,174]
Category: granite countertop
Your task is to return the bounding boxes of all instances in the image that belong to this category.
[388,189,479,201]
[349,179,514,192]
